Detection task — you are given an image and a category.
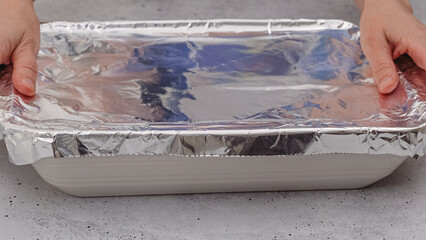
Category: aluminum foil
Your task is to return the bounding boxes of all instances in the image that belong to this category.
[0,19,425,165]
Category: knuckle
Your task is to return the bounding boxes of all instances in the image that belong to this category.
[361,33,378,47]
[399,35,412,49]
[16,58,38,77]
[360,35,380,56]
[374,62,393,75]
[23,62,38,77]
[15,38,38,58]
[24,38,39,56]
[363,34,376,45]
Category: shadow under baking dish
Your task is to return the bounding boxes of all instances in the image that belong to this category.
[31,154,406,197]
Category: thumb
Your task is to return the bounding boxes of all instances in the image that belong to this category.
[362,34,399,94]
[11,41,38,96]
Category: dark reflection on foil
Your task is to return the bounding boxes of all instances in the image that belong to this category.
[0,20,425,165]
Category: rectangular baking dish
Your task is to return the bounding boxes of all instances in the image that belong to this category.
[0,19,424,197]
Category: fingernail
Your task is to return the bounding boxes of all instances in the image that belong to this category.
[379,77,396,93]
[21,78,35,92]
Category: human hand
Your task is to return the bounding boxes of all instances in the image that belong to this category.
[358,0,426,94]
[0,0,40,96]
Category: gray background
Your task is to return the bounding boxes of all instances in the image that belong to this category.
[0,0,425,239]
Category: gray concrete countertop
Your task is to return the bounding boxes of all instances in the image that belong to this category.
[1,0,426,239]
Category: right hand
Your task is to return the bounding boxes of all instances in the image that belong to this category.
[359,0,426,94]
[0,0,40,96]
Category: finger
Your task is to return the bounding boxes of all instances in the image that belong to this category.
[362,34,399,94]
[11,41,37,96]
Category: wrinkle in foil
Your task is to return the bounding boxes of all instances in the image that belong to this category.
[0,20,425,165]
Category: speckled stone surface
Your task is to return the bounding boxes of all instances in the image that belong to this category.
[1,0,426,239]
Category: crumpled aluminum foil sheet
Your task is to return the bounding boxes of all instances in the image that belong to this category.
[0,19,425,165]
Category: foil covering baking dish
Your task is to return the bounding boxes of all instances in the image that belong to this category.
[0,19,425,165]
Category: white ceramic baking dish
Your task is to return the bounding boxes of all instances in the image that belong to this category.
[0,20,422,197]
[32,154,407,197]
